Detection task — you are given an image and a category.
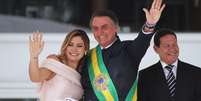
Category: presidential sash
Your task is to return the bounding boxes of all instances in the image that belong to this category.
[88,45,138,101]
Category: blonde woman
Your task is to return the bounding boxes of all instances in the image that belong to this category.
[29,29,89,101]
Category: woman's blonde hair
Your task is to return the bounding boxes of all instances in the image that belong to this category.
[57,29,89,72]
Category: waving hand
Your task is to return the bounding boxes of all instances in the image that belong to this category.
[143,0,166,25]
[29,31,44,58]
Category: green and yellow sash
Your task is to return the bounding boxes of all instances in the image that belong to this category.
[87,45,138,101]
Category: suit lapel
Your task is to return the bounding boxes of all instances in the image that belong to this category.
[153,62,170,101]
[174,60,188,100]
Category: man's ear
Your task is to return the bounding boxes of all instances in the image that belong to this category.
[115,25,120,32]
[153,45,158,53]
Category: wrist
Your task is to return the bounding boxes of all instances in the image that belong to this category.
[145,21,156,29]
[142,22,155,32]
[31,56,38,59]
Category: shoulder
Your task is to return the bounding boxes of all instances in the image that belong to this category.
[46,54,60,61]
[179,61,201,74]
[138,63,160,84]
[139,63,159,76]
[179,61,200,69]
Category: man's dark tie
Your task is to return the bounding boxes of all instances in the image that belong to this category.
[102,49,109,67]
[165,65,176,99]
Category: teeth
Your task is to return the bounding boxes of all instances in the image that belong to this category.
[168,52,177,56]
[70,53,78,56]
[100,35,106,39]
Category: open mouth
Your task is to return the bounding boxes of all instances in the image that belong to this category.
[69,53,79,56]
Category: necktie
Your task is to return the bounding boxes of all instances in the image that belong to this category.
[165,65,176,98]
[102,49,109,67]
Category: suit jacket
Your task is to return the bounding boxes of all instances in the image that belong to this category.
[81,31,153,101]
[138,60,201,101]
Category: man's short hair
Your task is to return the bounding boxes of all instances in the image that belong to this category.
[89,10,119,27]
[154,28,177,47]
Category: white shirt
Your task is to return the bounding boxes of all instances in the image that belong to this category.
[160,60,178,79]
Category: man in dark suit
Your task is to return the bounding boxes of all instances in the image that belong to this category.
[138,28,201,101]
[81,0,166,100]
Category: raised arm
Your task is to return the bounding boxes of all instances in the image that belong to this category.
[29,32,52,82]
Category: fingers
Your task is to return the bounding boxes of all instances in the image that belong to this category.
[29,31,44,51]
[143,8,149,16]
[35,32,41,42]
[40,40,45,52]
[151,0,164,10]
[31,31,43,42]
[151,0,156,9]
[39,32,43,43]
[160,4,166,12]
[155,0,162,9]
[33,32,37,41]
[29,31,45,56]
[35,30,42,42]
